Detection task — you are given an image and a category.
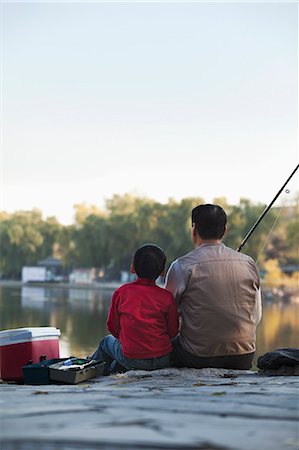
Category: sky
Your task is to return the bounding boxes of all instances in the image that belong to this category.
[1,1,298,224]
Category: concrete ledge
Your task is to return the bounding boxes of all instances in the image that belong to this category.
[0,368,298,450]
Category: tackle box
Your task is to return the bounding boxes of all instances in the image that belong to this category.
[23,358,105,385]
[49,359,105,384]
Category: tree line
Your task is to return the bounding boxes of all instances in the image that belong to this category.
[0,194,298,279]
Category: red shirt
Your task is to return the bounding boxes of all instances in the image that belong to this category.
[107,278,179,359]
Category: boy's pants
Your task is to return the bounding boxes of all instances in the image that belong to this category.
[92,334,171,372]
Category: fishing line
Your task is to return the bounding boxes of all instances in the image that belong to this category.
[237,164,299,252]
[256,207,283,264]
[256,187,291,262]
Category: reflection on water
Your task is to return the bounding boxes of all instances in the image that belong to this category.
[0,286,298,364]
[0,286,111,357]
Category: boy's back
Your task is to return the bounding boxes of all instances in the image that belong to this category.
[107,278,179,359]
[91,243,179,373]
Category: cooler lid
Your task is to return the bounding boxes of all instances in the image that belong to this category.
[0,327,61,346]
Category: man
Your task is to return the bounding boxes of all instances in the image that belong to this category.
[165,204,262,369]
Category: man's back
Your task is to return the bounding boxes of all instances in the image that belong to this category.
[167,243,261,357]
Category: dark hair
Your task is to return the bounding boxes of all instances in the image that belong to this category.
[191,204,227,239]
[133,244,166,280]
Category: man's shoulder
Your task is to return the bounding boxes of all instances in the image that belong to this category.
[177,245,209,265]
[178,244,257,266]
[224,246,257,265]
[216,244,257,266]
[220,244,250,258]
[177,248,198,263]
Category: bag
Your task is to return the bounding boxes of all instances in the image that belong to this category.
[257,348,299,370]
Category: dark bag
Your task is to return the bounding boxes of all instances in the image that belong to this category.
[257,348,299,370]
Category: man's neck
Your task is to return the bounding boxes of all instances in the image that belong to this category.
[194,238,222,248]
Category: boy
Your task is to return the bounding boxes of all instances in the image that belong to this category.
[92,244,179,373]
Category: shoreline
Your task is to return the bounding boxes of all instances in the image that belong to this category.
[0,280,120,291]
[0,280,298,296]
[1,280,298,301]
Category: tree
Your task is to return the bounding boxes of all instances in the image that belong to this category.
[225,199,278,264]
[285,218,299,264]
[1,193,298,279]
[0,210,60,278]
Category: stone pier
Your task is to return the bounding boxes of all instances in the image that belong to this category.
[0,368,298,450]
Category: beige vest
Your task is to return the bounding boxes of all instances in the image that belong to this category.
[178,243,260,357]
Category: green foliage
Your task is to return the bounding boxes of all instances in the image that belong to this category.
[224,199,279,262]
[0,210,61,278]
[0,194,298,278]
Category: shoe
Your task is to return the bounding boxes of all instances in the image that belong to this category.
[110,360,127,374]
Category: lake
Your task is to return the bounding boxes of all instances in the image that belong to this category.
[0,285,298,368]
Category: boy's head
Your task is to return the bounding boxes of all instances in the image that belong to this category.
[132,244,166,280]
[191,204,227,240]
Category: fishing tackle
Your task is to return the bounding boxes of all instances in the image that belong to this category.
[237,164,299,252]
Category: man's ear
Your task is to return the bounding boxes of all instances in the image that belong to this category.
[223,225,228,237]
[130,264,136,274]
[159,270,165,277]
[192,223,197,237]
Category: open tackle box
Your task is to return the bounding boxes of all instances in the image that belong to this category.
[23,357,106,385]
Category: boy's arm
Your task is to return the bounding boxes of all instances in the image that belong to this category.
[107,290,121,338]
[167,295,180,337]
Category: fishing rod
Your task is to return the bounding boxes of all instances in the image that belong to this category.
[237,164,299,252]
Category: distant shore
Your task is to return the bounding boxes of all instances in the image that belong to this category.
[0,279,298,302]
[0,280,120,291]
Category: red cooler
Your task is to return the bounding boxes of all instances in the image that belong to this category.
[0,327,61,381]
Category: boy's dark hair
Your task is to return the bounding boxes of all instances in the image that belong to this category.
[191,204,227,240]
[133,244,166,280]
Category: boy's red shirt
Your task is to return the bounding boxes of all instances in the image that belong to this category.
[107,278,179,359]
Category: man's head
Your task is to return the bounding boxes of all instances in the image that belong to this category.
[132,244,166,280]
[191,204,227,241]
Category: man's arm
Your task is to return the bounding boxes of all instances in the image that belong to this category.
[255,288,262,325]
[164,259,186,307]
[251,261,262,325]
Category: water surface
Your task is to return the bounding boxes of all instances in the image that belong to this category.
[1,286,298,367]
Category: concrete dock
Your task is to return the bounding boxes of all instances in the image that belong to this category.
[0,368,298,450]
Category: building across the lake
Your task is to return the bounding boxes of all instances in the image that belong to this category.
[37,257,64,281]
[69,268,97,285]
[22,257,64,283]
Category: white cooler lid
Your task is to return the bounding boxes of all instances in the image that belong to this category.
[0,327,61,346]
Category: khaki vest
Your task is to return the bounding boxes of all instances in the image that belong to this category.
[178,243,260,357]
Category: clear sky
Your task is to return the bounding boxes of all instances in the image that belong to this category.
[1,1,298,224]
